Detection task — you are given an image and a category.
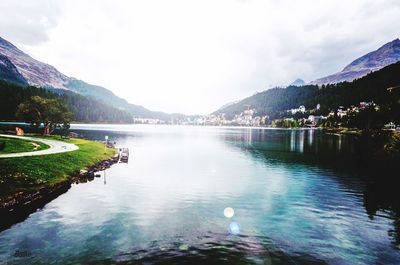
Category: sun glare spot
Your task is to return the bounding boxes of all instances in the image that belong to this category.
[224,207,235,218]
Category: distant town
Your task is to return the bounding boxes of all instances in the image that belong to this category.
[133,102,400,130]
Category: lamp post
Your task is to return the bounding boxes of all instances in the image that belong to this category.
[104,135,108,154]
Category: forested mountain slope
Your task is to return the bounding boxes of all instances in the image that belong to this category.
[0,80,133,123]
[215,62,400,119]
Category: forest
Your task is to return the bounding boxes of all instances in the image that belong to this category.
[216,62,400,123]
[0,81,134,123]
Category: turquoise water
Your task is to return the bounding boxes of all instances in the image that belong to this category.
[0,125,399,264]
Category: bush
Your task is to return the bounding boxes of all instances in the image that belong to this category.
[385,134,400,158]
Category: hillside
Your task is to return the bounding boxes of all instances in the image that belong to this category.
[0,36,171,120]
[0,54,27,86]
[66,78,157,118]
[0,80,133,123]
[215,62,400,120]
[312,39,400,85]
[0,36,69,89]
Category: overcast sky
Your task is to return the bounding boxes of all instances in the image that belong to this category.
[0,0,399,114]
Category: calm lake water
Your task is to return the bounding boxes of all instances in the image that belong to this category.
[0,125,399,265]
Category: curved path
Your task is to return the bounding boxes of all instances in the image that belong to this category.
[0,134,79,158]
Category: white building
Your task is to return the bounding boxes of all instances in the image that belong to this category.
[289,105,306,115]
[308,115,323,124]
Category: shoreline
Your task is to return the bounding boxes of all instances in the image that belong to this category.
[1,121,322,130]
[0,153,119,231]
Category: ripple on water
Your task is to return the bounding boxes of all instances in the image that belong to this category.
[1,127,399,265]
[109,233,328,265]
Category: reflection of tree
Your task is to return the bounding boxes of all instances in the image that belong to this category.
[221,129,353,165]
[364,182,400,246]
[223,129,400,247]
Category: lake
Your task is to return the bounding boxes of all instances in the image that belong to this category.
[0,125,399,264]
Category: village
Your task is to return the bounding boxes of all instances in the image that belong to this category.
[133,102,400,130]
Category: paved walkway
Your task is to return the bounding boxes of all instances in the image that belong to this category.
[0,134,79,158]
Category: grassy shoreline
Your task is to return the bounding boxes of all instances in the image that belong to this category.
[0,135,116,200]
[0,136,50,154]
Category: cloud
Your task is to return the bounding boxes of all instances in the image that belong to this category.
[0,0,61,45]
[0,0,399,114]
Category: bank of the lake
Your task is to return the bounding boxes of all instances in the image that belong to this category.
[321,128,400,163]
[0,136,50,154]
[0,135,118,230]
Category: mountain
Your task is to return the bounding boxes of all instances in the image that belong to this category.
[0,36,170,120]
[65,78,157,118]
[289,78,306,86]
[0,54,27,85]
[215,99,241,113]
[312,38,400,85]
[0,80,134,123]
[214,84,315,119]
[214,62,400,120]
[0,36,69,89]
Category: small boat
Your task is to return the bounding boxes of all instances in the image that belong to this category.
[120,148,129,162]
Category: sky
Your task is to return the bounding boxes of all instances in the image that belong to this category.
[0,0,399,114]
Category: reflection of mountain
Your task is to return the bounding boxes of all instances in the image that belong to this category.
[80,126,398,262]
[222,129,400,247]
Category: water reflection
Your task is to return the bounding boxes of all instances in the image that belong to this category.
[75,126,400,259]
[222,128,353,159]
[308,129,314,147]
[109,234,328,265]
[222,128,400,249]
[72,126,399,256]
[79,126,399,250]
[290,130,296,152]
[364,181,400,247]
[0,125,399,264]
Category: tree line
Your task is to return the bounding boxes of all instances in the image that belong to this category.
[0,80,134,123]
[216,62,400,124]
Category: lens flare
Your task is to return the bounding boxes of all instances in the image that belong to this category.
[229,222,240,235]
[224,207,235,218]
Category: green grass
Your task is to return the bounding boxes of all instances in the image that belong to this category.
[0,135,116,199]
[0,136,50,154]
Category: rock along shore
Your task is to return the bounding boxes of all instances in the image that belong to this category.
[0,153,120,231]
